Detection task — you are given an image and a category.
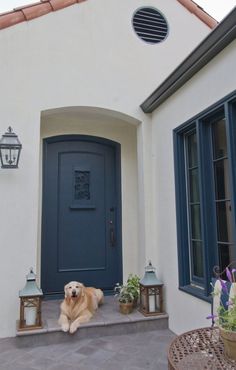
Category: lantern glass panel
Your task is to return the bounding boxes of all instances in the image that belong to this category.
[1,147,18,167]
[148,287,160,312]
[24,299,37,326]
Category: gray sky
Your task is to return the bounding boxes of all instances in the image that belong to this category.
[196,0,235,20]
[0,0,235,21]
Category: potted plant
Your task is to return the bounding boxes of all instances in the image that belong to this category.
[127,274,140,307]
[208,266,236,360]
[114,283,134,314]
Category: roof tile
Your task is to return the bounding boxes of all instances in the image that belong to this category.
[49,0,77,11]
[0,11,25,29]
[21,3,52,20]
[0,0,217,31]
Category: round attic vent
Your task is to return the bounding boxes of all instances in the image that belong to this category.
[132,7,168,44]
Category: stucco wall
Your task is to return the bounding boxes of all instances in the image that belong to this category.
[151,40,236,334]
[0,0,210,117]
[0,0,211,337]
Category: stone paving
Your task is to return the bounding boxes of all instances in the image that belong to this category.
[0,329,174,370]
[5,296,175,369]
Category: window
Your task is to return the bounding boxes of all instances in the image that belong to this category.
[174,92,236,300]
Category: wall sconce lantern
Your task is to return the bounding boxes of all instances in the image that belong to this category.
[139,261,164,316]
[0,126,22,168]
[18,268,43,331]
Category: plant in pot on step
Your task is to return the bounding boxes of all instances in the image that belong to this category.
[207,265,236,361]
[114,283,134,314]
[127,274,140,308]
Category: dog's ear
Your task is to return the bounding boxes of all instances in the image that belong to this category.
[79,283,85,297]
[64,283,69,298]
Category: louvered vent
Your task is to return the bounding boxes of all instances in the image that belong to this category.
[132,7,168,44]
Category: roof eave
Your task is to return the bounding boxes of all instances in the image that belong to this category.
[0,0,218,33]
[141,7,236,114]
[0,0,86,30]
[177,0,217,29]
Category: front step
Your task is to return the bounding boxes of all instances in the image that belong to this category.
[16,296,168,348]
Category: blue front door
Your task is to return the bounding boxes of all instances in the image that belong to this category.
[41,135,122,296]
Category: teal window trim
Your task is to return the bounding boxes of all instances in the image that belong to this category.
[174,90,236,300]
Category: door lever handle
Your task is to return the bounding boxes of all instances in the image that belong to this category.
[110,225,115,247]
[109,207,115,247]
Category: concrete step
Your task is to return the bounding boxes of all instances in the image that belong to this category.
[16,296,168,348]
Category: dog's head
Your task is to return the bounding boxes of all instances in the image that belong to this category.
[64,281,85,300]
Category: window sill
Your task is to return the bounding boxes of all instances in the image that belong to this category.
[179,285,211,304]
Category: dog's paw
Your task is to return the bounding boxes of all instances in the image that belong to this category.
[69,322,79,334]
[61,323,70,332]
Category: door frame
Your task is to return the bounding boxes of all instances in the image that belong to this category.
[41,134,122,297]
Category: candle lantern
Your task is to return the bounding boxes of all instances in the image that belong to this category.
[18,268,43,330]
[0,126,22,168]
[139,261,164,316]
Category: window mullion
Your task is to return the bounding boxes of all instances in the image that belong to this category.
[173,130,190,287]
[197,120,217,296]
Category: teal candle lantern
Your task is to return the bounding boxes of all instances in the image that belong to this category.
[139,261,164,316]
[18,268,43,330]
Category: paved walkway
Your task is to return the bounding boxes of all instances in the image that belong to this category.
[0,329,174,370]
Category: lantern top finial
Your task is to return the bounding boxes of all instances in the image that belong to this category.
[19,268,43,298]
[27,267,36,281]
[146,260,155,272]
[140,261,163,286]
[2,126,17,137]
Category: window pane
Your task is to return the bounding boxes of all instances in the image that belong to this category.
[214,159,230,200]
[189,169,200,203]
[216,201,233,242]
[187,132,198,168]
[218,243,231,272]
[191,204,201,240]
[185,130,204,283]
[212,118,227,159]
[192,241,204,278]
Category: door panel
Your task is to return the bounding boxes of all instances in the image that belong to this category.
[41,136,122,296]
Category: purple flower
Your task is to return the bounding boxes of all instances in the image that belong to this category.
[220,279,228,293]
[206,314,217,320]
[226,267,232,282]
[226,300,233,307]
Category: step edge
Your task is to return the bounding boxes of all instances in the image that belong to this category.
[16,314,169,337]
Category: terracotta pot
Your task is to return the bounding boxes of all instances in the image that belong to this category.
[219,327,236,361]
[119,302,133,314]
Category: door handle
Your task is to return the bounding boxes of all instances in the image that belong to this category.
[109,207,115,247]
[110,226,115,247]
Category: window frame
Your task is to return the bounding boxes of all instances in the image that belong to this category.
[173,90,236,301]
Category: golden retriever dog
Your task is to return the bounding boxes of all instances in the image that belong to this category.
[58,281,104,334]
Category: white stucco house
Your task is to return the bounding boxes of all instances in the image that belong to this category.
[0,0,235,339]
